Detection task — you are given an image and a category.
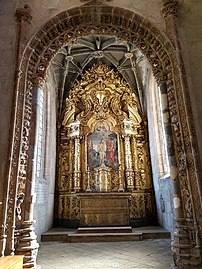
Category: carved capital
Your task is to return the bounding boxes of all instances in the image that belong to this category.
[156,72,168,86]
[122,134,132,139]
[15,4,32,24]
[161,0,178,18]
[32,76,45,88]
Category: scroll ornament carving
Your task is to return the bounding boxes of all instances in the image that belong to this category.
[59,63,153,198]
[59,196,80,220]
[60,64,150,194]
[58,146,70,191]
[63,63,141,129]
[129,194,153,219]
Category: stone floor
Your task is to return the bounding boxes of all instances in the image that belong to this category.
[37,238,173,269]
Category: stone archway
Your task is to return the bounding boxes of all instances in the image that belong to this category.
[3,1,202,268]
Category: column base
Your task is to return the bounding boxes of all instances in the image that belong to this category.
[0,234,7,257]
[15,220,39,268]
[172,219,202,268]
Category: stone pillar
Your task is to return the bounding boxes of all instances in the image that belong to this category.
[161,0,202,266]
[159,82,183,217]
[0,4,33,258]
[15,4,32,67]
[73,136,81,192]
[123,135,134,191]
[159,81,192,268]
[15,77,45,268]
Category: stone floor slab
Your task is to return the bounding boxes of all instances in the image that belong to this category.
[37,239,173,269]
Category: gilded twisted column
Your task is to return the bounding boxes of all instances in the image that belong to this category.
[86,168,91,192]
[123,135,134,191]
[73,136,81,192]
[132,136,141,190]
[68,138,74,192]
[117,135,124,192]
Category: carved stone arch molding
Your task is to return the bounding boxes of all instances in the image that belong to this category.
[6,2,202,268]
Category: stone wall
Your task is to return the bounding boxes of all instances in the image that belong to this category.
[146,70,175,232]
[0,1,17,223]
[177,0,202,164]
[33,66,57,240]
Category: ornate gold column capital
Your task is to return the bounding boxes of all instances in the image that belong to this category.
[161,0,178,18]
[15,4,32,24]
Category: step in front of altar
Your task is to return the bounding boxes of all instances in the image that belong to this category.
[77,226,132,234]
[67,232,142,243]
[41,226,170,243]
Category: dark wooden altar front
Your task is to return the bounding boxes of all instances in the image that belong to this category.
[80,193,130,227]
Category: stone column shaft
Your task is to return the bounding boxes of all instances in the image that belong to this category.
[15,79,44,268]
[159,81,192,267]
[1,4,33,258]
[159,82,183,218]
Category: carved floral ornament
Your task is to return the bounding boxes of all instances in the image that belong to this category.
[62,63,142,135]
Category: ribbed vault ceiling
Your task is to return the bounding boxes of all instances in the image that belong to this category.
[50,35,149,117]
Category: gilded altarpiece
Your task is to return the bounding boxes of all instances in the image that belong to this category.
[56,64,155,227]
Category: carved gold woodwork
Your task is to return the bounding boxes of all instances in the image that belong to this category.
[80,194,129,227]
[57,192,154,227]
[57,63,154,226]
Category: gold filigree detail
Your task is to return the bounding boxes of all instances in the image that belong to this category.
[59,63,152,197]
[63,63,141,131]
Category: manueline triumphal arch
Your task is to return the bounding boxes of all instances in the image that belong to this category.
[1,1,202,268]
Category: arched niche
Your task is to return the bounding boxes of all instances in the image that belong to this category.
[4,2,201,268]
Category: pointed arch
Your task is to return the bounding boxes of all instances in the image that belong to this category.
[6,3,202,267]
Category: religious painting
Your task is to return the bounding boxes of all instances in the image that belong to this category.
[87,128,119,171]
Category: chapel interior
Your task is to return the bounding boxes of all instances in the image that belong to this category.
[0,0,202,268]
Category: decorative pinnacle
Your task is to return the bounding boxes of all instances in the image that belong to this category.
[161,0,178,18]
[15,4,32,23]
